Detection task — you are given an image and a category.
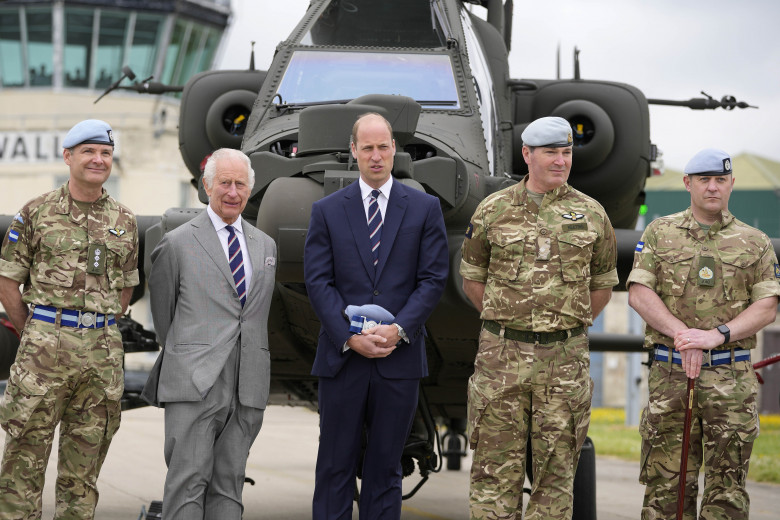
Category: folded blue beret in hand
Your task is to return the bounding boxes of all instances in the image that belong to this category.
[345,304,395,333]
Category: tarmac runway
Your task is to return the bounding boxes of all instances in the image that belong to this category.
[1,404,776,519]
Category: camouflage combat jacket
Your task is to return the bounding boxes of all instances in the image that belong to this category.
[0,183,139,314]
[627,207,780,350]
[460,176,618,331]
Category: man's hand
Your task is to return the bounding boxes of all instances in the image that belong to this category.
[678,348,703,379]
[366,324,402,346]
[0,275,28,333]
[347,328,396,358]
[674,328,723,379]
[674,328,723,352]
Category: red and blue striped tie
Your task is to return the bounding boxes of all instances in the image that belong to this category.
[368,189,382,268]
[225,225,246,307]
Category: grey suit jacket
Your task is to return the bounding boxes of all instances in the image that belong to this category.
[141,210,276,409]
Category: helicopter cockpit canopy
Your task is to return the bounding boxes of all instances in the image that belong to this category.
[275,50,461,109]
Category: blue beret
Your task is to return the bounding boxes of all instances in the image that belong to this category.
[521,116,573,148]
[344,304,395,323]
[683,148,732,176]
[345,304,396,334]
[63,119,114,148]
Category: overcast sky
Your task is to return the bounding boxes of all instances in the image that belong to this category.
[217,0,780,171]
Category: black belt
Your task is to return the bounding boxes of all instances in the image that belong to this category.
[482,320,585,344]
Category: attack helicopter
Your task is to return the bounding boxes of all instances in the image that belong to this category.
[0,0,769,517]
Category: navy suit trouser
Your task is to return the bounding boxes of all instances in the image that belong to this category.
[313,354,419,520]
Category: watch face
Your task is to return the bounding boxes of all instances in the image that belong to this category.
[718,325,730,334]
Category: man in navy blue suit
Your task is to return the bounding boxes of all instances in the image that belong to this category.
[304,113,449,519]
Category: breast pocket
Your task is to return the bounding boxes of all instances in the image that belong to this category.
[487,229,525,281]
[34,234,80,287]
[655,248,695,297]
[557,231,597,282]
[719,250,755,301]
[105,236,135,289]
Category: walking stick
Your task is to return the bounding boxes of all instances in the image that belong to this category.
[753,353,780,384]
[676,377,695,520]
[753,353,780,369]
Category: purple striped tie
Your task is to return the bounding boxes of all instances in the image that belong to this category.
[225,225,246,307]
[368,189,382,267]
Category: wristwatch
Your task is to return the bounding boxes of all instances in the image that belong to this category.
[394,323,409,343]
[716,324,730,345]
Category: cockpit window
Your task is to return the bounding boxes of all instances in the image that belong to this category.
[300,0,445,48]
[275,50,460,109]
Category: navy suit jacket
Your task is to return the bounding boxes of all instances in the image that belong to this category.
[304,179,448,379]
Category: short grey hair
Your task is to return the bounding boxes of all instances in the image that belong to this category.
[202,148,255,190]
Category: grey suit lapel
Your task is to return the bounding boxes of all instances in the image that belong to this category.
[245,228,265,304]
[191,211,235,290]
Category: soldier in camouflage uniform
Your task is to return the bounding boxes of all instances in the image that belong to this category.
[627,148,780,520]
[460,117,618,520]
[0,119,139,520]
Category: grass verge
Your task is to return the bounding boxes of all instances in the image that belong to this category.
[588,408,780,484]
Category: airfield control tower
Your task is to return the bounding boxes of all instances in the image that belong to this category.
[0,0,231,214]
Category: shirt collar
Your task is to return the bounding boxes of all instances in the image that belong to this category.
[359,176,393,201]
[57,182,109,217]
[207,204,244,234]
[512,175,570,206]
[680,206,733,233]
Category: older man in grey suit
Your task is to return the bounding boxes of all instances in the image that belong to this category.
[141,148,276,520]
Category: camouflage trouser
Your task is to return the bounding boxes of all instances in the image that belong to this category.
[467,328,591,520]
[639,356,759,520]
[0,317,123,520]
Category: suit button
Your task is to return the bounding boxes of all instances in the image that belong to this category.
[373,290,380,296]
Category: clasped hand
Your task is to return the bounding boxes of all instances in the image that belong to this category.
[672,328,724,379]
[347,324,401,358]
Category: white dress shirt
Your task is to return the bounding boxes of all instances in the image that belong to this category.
[359,176,392,222]
[206,205,253,293]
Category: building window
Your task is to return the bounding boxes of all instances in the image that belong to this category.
[128,15,162,81]
[0,10,24,87]
[26,8,54,87]
[0,6,55,88]
[161,19,187,86]
[176,22,203,85]
[95,11,130,89]
[64,8,94,88]
[198,28,220,72]
[0,4,224,91]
